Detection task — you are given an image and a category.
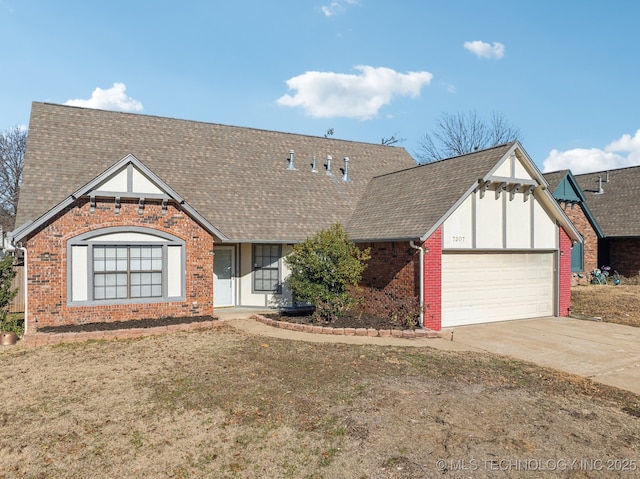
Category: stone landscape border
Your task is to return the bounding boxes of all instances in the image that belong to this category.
[253,315,440,338]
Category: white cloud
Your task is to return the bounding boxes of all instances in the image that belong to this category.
[542,129,640,174]
[320,0,359,17]
[463,40,505,60]
[277,66,433,120]
[65,82,143,112]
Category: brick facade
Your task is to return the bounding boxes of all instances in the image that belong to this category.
[559,228,572,317]
[354,225,571,330]
[24,197,215,331]
[352,228,444,331]
[351,241,420,322]
[559,201,598,276]
[422,227,442,330]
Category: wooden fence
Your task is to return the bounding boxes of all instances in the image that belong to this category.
[8,265,24,313]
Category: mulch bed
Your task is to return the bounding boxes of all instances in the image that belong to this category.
[37,316,218,334]
[36,311,415,335]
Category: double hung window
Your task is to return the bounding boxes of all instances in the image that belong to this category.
[93,245,163,300]
[253,244,280,292]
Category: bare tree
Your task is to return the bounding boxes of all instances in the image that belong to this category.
[415,110,522,163]
[0,126,27,231]
[381,132,405,146]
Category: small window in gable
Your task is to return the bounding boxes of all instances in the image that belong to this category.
[67,228,185,306]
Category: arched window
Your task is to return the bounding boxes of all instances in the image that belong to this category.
[67,227,185,305]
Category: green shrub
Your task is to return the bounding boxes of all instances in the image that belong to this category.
[285,224,370,322]
[0,255,19,333]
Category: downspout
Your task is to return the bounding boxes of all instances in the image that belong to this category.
[17,245,28,335]
[409,241,424,328]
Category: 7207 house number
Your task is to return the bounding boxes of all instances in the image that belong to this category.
[451,236,466,243]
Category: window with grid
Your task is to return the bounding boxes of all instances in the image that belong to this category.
[253,244,280,292]
[93,245,163,300]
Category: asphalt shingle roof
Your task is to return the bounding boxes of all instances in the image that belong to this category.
[542,170,569,193]
[347,143,517,240]
[574,166,640,237]
[17,102,417,242]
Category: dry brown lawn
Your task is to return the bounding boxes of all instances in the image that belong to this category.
[571,283,640,328]
[1,325,639,478]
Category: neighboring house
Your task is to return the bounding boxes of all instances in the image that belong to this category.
[9,102,580,333]
[543,170,603,277]
[572,166,640,278]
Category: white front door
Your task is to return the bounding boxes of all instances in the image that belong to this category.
[214,247,235,307]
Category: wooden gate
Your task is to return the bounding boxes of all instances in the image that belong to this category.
[8,265,24,313]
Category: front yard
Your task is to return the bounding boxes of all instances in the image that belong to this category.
[1,324,639,478]
[571,283,640,328]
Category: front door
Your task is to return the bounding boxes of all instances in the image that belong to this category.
[214,247,235,307]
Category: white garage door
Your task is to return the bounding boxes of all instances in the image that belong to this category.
[442,253,554,327]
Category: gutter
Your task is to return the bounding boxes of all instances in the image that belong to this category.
[409,241,425,328]
[17,245,27,335]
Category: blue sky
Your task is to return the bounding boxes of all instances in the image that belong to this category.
[2,0,639,174]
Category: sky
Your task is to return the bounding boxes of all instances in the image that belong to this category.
[1,0,640,174]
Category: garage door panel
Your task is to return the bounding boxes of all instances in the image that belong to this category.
[442,253,553,327]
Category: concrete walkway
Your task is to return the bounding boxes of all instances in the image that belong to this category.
[227,315,640,396]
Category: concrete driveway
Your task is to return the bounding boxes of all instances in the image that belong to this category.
[444,316,640,395]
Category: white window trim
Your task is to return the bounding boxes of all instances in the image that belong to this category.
[67,227,186,306]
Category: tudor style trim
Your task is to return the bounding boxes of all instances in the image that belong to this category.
[10,153,229,245]
[420,142,582,244]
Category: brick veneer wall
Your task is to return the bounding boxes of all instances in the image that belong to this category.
[24,197,215,331]
[352,229,444,331]
[560,201,598,275]
[608,238,640,278]
[422,227,442,330]
[351,241,420,321]
[559,228,572,317]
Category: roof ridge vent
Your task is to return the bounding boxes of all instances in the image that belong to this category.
[325,155,332,175]
[287,150,297,170]
[342,157,352,183]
